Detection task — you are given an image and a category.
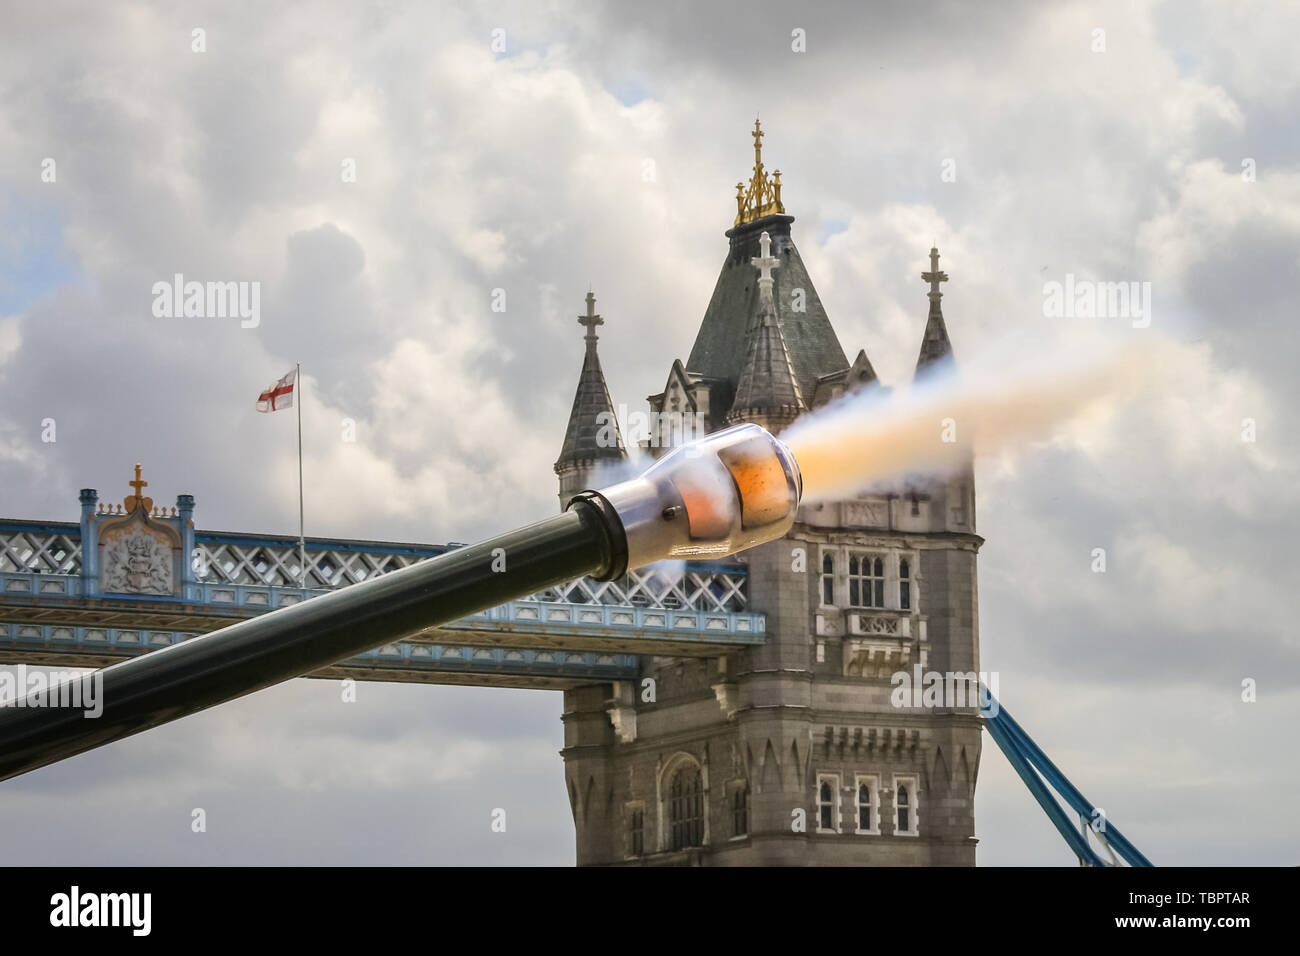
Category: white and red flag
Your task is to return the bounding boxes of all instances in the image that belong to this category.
[256,368,296,412]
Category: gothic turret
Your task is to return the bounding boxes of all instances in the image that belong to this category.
[554,292,626,508]
[915,247,954,374]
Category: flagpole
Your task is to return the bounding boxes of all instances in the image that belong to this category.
[296,361,306,590]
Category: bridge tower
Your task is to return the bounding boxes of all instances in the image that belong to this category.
[557,122,983,865]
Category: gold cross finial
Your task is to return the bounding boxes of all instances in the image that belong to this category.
[124,462,154,514]
[130,463,147,498]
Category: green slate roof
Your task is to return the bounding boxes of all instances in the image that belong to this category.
[685,215,849,411]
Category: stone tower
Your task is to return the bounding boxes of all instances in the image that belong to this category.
[557,122,982,866]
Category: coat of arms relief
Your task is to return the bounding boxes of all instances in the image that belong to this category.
[95,463,179,596]
[102,526,174,595]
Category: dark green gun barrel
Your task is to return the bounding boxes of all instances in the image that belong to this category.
[0,497,623,782]
[0,422,801,783]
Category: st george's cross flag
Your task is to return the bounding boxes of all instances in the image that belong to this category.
[256,368,296,412]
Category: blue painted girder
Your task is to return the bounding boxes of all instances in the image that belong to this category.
[982,692,1152,867]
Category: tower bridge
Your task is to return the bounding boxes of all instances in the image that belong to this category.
[0,122,1142,867]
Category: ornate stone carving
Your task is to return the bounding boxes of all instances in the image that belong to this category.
[843,499,888,528]
[102,526,173,595]
[860,615,899,635]
[846,610,912,638]
[843,637,913,679]
[93,463,181,596]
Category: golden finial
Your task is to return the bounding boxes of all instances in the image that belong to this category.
[123,462,155,514]
[734,120,786,226]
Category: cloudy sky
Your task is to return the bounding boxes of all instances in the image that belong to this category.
[1,0,1297,865]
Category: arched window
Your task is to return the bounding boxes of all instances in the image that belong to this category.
[818,777,836,831]
[669,765,704,850]
[848,553,885,608]
[899,558,911,610]
[732,787,748,837]
[897,785,910,833]
[821,552,835,605]
[854,774,880,834]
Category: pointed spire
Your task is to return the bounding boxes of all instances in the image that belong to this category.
[916,246,954,373]
[555,292,626,471]
[728,232,806,428]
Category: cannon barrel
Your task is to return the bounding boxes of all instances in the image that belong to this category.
[0,423,801,782]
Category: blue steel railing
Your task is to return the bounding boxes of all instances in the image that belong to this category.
[0,570,765,641]
[0,517,761,638]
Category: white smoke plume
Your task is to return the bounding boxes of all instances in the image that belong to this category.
[783,333,1156,503]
